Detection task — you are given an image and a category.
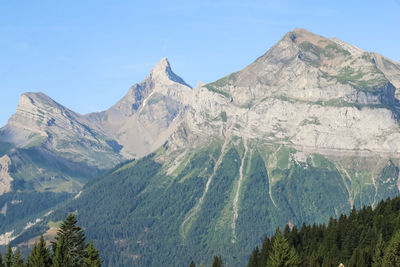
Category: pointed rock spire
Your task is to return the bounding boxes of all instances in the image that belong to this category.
[150,58,191,88]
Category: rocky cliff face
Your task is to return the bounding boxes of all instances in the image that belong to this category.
[0,155,13,196]
[173,28,400,158]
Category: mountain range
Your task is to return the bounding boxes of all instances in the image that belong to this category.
[2,28,400,266]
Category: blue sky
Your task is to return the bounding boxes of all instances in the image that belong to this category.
[1,0,400,127]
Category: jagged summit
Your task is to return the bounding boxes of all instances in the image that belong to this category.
[150,57,192,88]
[81,57,193,158]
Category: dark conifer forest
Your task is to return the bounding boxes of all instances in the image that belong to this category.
[189,195,400,266]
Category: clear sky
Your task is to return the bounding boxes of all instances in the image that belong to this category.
[1,0,400,127]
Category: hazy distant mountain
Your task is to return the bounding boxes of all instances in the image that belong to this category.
[3,28,400,266]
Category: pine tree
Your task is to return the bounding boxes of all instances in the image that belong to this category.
[382,230,400,266]
[52,213,86,266]
[52,235,71,267]
[11,250,23,267]
[4,245,13,267]
[211,255,223,267]
[247,246,259,267]
[259,236,272,267]
[27,235,52,267]
[267,229,300,267]
[82,241,102,267]
[372,234,385,267]
[189,260,196,267]
[0,252,4,267]
[308,251,321,267]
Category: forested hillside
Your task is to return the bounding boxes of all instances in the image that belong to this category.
[243,195,400,267]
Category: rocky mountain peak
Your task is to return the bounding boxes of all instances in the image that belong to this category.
[15,92,64,117]
[149,58,191,88]
[290,28,325,44]
[2,92,71,142]
[152,57,170,73]
[100,58,190,125]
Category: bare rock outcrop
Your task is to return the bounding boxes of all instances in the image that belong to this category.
[0,155,13,195]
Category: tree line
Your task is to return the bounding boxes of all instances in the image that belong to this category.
[0,214,102,267]
[189,195,400,266]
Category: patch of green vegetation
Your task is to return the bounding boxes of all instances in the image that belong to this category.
[204,84,230,98]
[325,65,387,90]
[10,146,102,191]
[23,135,47,149]
[334,66,364,84]
[311,154,327,168]
[208,72,238,88]
[299,42,323,56]
[299,41,350,59]
[298,42,322,66]
[299,116,321,126]
[325,42,351,56]
[272,95,296,104]
[355,76,387,89]
[113,159,138,173]
[47,220,63,228]
[220,111,227,122]
[276,147,291,170]
[234,123,242,129]
[169,152,192,177]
